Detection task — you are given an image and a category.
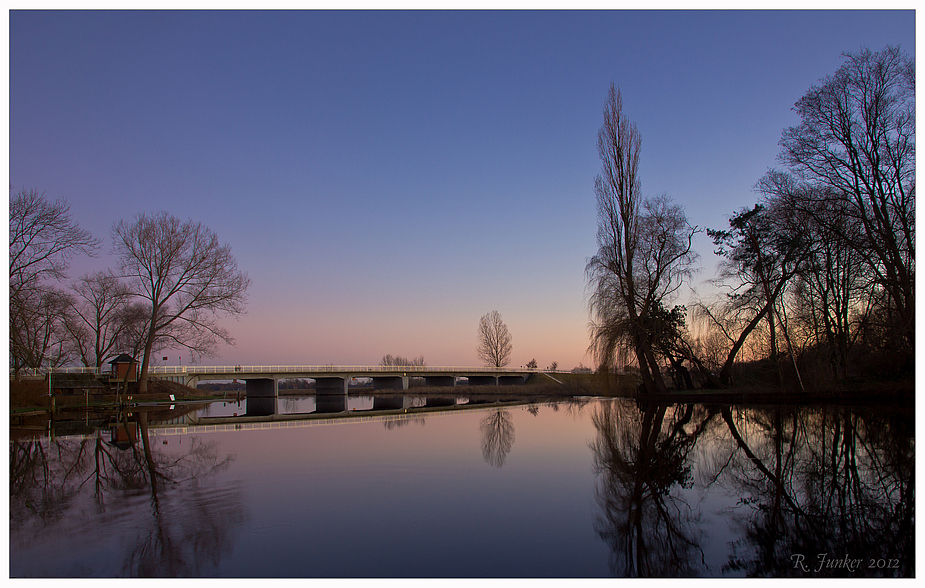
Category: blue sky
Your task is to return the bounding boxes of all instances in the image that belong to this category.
[8,9,916,369]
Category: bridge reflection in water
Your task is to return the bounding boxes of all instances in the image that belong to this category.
[244,393,465,417]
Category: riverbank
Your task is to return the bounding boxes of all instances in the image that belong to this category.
[11,372,913,414]
[630,383,914,408]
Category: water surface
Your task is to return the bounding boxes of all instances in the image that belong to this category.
[9,396,914,577]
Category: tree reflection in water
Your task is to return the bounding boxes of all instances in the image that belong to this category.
[382,414,427,430]
[480,409,515,468]
[590,400,716,577]
[715,405,914,577]
[10,411,243,577]
[590,398,914,578]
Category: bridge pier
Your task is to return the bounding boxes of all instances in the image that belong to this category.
[424,375,456,387]
[314,377,348,395]
[371,376,409,390]
[467,375,498,386]
[245,378,278,398]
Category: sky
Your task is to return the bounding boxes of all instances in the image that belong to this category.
[7,8,916,370]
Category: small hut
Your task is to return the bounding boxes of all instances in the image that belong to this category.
[108,354,139,383]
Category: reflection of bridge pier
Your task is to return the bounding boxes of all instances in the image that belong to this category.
[246,396,278,416]
[314,377,349,394]
[314,394,347,413]
[372,396,412,411]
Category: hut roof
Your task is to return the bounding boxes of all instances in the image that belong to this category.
[108,354,137,364]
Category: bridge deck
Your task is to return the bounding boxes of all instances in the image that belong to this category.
[18,365,558,379]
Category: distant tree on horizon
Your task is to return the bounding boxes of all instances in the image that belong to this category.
[379,354,426,367]
[476,310,513,368]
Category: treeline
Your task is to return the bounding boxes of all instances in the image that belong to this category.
[589,46,914,393]
[9,200,250,394]
[379,354,426,367]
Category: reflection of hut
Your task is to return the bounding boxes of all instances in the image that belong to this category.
[108,354,139,383]
[107,421,138,449]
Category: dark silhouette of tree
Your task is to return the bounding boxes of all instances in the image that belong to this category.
[706,201,807,386]
[587,85,698,394]
[645,303,719,390]
[10,287,75,373]
[476,310,513,367]
[778,46,914,355]
[758,175,871,383]
[63,271,139,368]
[112,212,250,393]
[9,188,98,376]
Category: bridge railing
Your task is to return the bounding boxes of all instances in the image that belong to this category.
[147,365,545,375]
[13,365,572,377]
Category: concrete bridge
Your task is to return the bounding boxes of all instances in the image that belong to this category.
[148,365,538,397]
[26,365,545,398]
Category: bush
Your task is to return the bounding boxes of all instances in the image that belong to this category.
[10,379,51,410]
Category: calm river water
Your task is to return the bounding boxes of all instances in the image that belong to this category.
[9,395,914,577]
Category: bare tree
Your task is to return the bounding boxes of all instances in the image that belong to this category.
[63,272,139,368]
[587,85,697,394]
[761,173,871,382]
[112,212,250,393]
[11,287,75,372]
[379,354,426,367]
[778,46,914,351]
[476,310,513,367]
[9,188,98,376]
[9,188,99,298]
[707,200,807,386]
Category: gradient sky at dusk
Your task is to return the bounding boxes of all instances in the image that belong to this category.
[8,9,915,369]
